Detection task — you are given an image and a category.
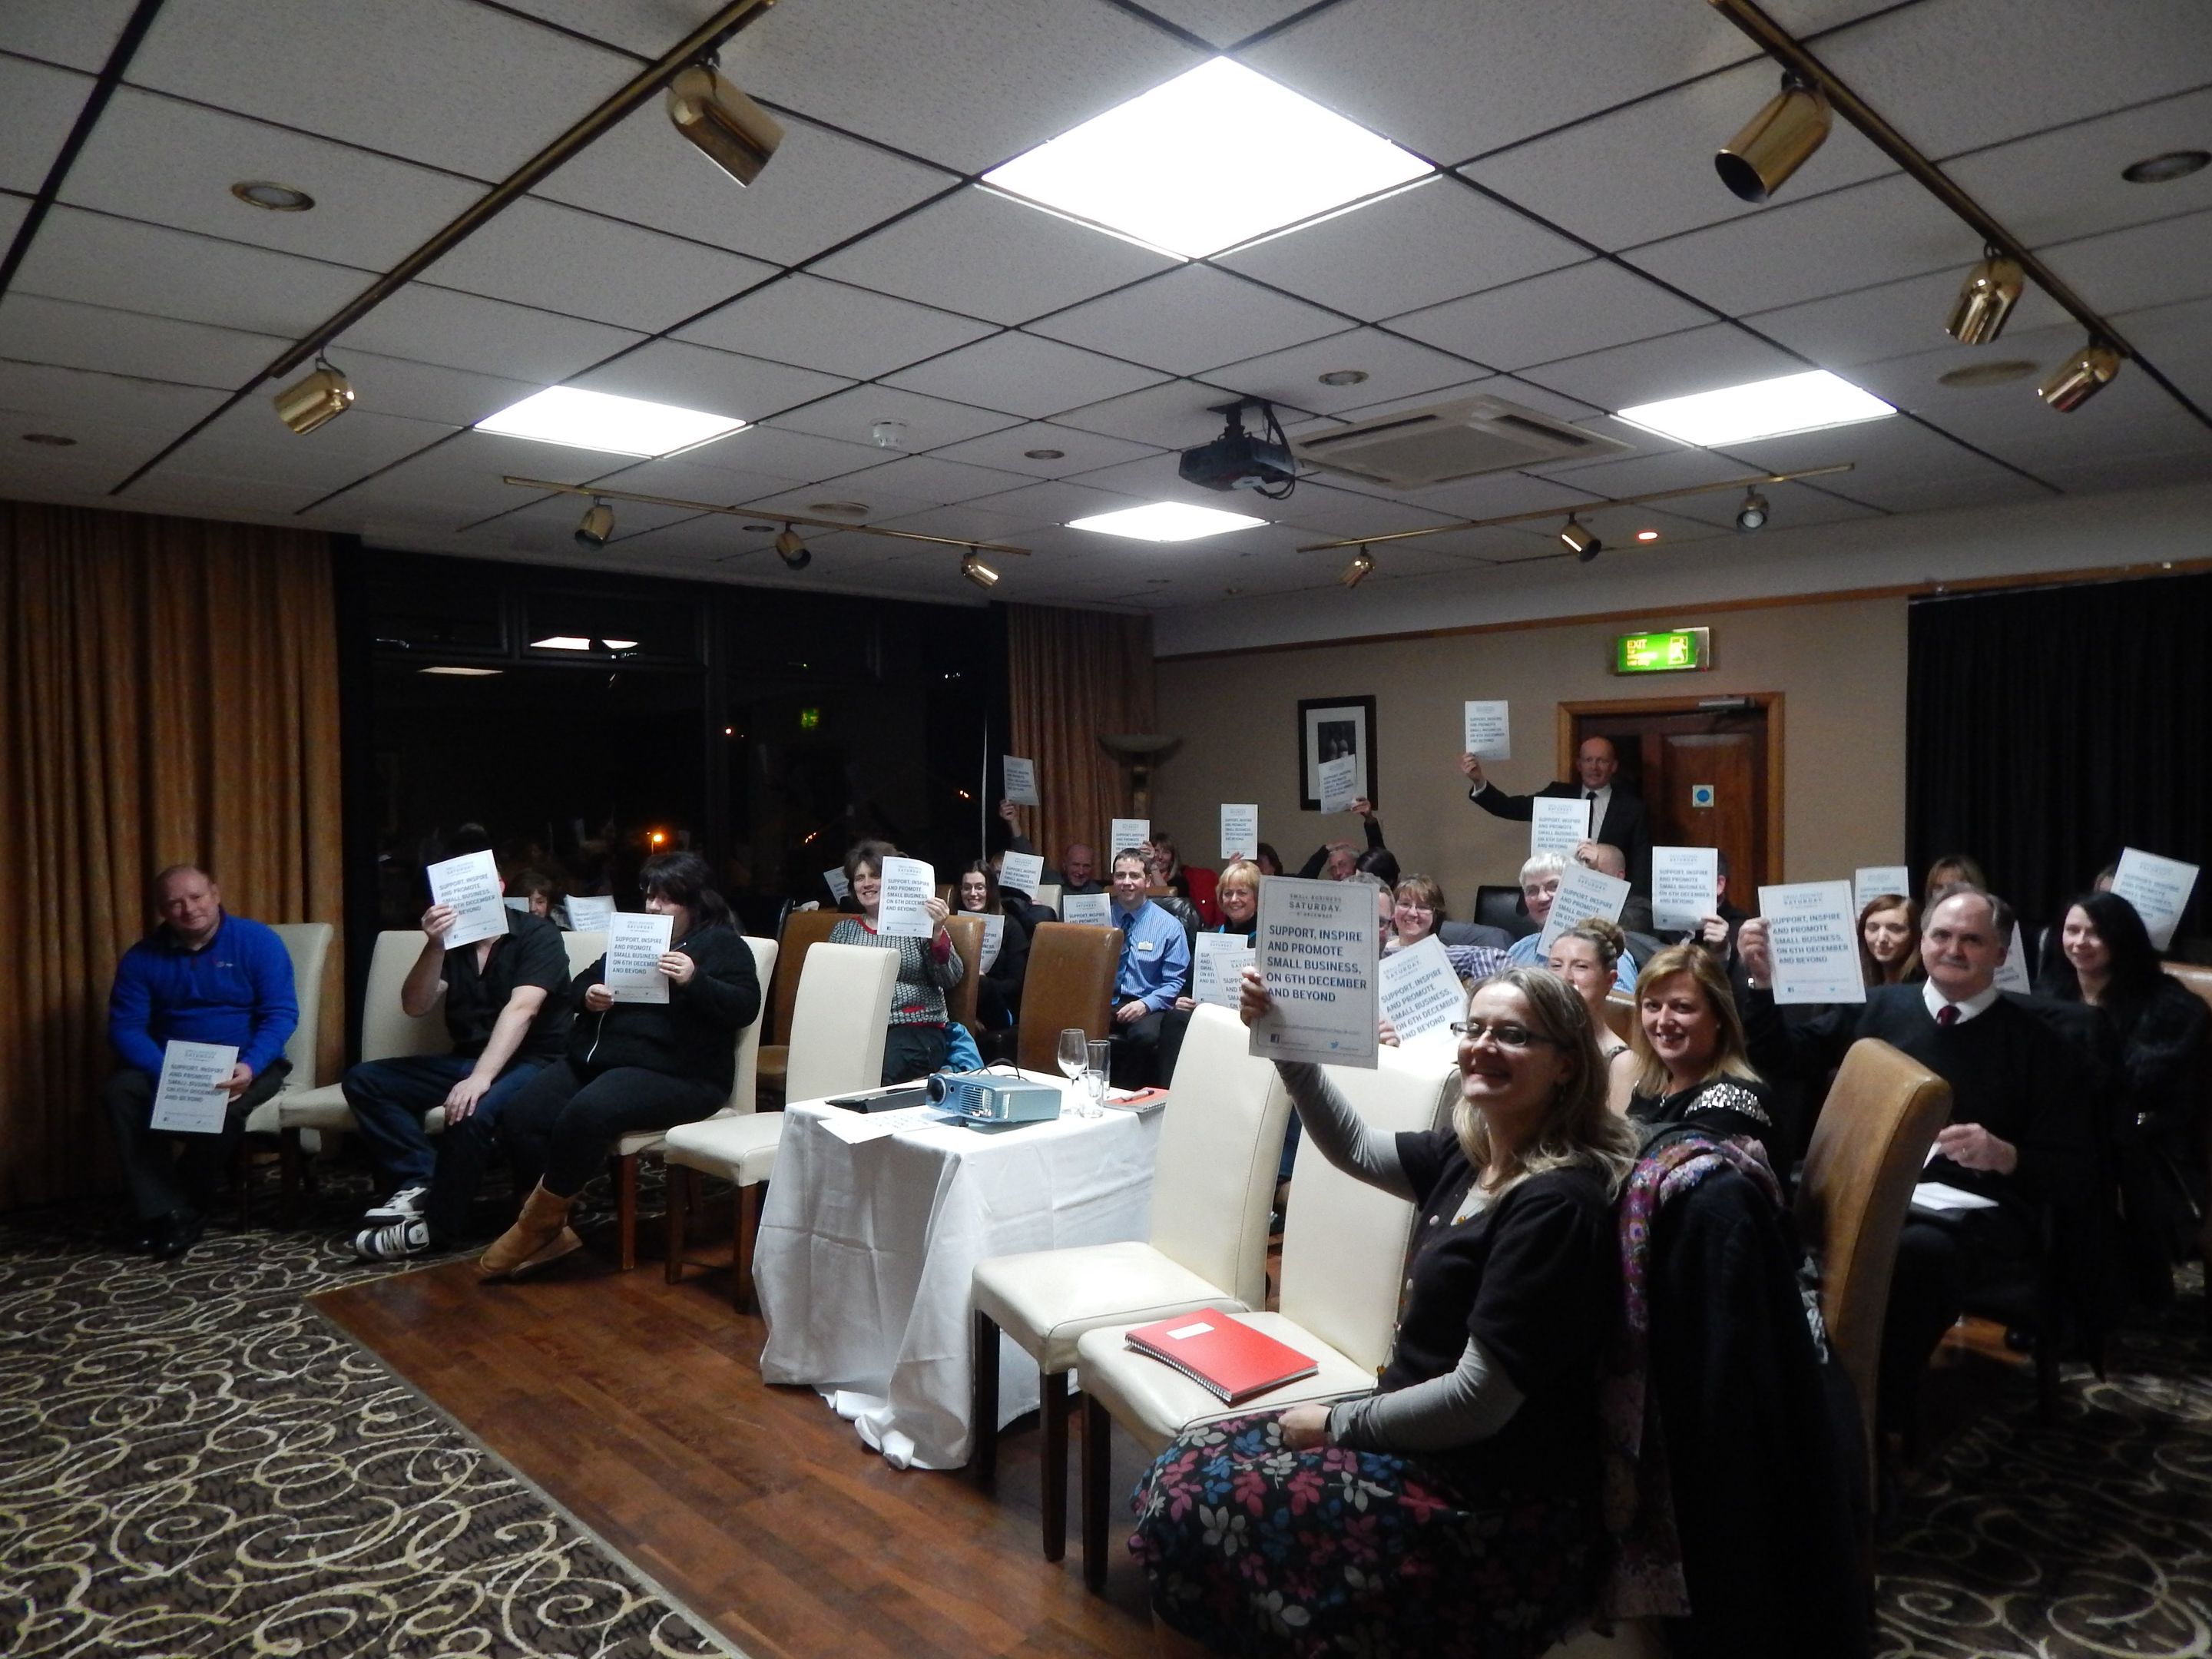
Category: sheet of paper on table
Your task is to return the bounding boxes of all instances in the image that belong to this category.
[810,1101,970,1144]
[1248,876,1379,1068]
[149,1039,238,1134]
[605,910,674,1004]
[426,849,508,948]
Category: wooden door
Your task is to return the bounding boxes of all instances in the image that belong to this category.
[1572,705,1773,891]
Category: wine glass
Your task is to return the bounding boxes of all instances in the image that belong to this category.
[1057,1028,1088,1083]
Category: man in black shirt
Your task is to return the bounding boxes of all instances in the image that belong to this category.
[1737,886,2100,1424]
[344,882,574,1260]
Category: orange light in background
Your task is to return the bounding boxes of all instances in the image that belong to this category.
[955,789,972,801]
[1636,529,1660,541]
[650,830,667,846]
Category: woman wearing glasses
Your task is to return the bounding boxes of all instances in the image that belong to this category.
[1624,942,1783,1171]
[1129,966,1635,1657]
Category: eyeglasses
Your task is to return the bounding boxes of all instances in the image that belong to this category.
[1449,1020,1558,1049]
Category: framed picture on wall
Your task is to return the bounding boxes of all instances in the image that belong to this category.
[1296,696,1378,811]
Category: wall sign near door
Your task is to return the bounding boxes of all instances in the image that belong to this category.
[1689,783,1717,808]
[1614,628,1712,674]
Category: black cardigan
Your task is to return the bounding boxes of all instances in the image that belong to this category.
[565,922,761,1091]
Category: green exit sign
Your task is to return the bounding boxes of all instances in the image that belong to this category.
[1614,628,1712,674]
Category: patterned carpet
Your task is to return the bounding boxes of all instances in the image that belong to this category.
[0,1182,733,1659]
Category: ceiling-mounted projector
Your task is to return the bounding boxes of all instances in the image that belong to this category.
[1178,398,1298,498]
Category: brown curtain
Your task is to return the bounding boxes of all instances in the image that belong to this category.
[1007,604,1156,869]
[0,499,343,1210]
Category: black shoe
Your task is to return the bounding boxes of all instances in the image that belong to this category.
[149,1209,205,1260]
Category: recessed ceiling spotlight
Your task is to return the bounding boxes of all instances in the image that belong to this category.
[419,665,502,676]
[230,180,314,211]
[477,386,744,457]
[21,432,76,446]
[1616,369,1895,447]
[2121,149,2210,184]
[808,501,869,517]
[1068,502,1268,541]
[1635,528,1660,542]
[1937,359,2039,389]
[871,420,908,449]
[981,57,1432,260]
[1316,369,1369,387]
[1023,447,1067,460]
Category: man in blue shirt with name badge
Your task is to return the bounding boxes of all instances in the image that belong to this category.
[104,865,297,1260]
[1106,846,1190,1088]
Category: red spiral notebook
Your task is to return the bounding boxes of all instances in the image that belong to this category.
[1122,1309,1318,1403]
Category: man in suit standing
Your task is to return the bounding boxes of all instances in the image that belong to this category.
[1461,735,1654,893]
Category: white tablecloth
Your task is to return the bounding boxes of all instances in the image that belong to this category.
[754,1074,1161,1470]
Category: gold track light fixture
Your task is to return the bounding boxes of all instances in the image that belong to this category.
[773,524,810,570]
[1339,546,1376,588]
[1734,489,1770,531]
[575,498,614,548]
[960,549,1000,591]
[2038,341,2124,412]
[1946,250,2026,346]
[1716,71,1831,203]
[667,58,783,187]
[272,355,354,435]
[1558,516,1601,562]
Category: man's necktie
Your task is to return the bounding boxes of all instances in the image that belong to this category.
[1936,1004,1959,1028]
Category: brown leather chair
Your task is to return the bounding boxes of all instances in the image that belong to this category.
[1013,922,1120,1074]
[1603,992,1636,1046]
[942,912,984,1040]
[757,909,843,1104]
[1793,1036,1952,1495]
[2165,962,2212,1290]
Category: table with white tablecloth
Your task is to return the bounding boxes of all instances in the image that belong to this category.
[753,1074,1162,1469]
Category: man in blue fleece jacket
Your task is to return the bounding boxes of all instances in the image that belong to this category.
[104,864,296,1259]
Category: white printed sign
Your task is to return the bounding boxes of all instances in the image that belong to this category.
[1537,863,1631,954]
[1248,877,1379,1068]
[1757,880,1868,1005]
[1529,796,1592,857]
[426,849,508,949]
[149,1039,238,1134]
[605,911,675,1004]
[1316,755,1359,814]
[877,856,937,939]
[1462,700,1511,760]
[1651,846,1719,935]
[1002,756,1040,806]
[1193,932,1257,1008]
[1379,935,1464,1048]
[1853,866,1912,915]
[1992,922,2032,994]
[503,896,533,916]
[823,867,850,904]
[979,912,1006,974]
[565,894,615,932]
[1220,804,1259,863]
[998,852,1042,897]
[2111,847,2200,953]
[1062,892,1113,927]
[1109,819,1152,860]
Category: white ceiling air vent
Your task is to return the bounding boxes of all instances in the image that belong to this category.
[1289,395,1634,488]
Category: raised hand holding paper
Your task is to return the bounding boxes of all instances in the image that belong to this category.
[1316,754,1359,814]
[1062,892,1113,927]
[426,849,508,948]
[877,856,936,939]
[998,851,1043,897]
[1109,819,1151,859]
[1462,700,1510,760]
[1757,880,1867,1005]
[151,1039,239,1134]
[1651,846,1719,934]
[1220,804,1259,862]
[1379,935,1463,1050]
[1002,756,1039,806]
[1248,876,1379,1068]
[1529,795,1591,856]
[605,911,675,1004]
[1853,866,1911,912]
[1193,932,1256,1008]
[1537,863,1631,953]
[565,894,615,932]
[822,867,850,904]
[2111,847,2199,952]
[979,912,1005,974]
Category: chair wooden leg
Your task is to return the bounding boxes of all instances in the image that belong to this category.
[613,1152,640,1272]
[733,1182,761,1314]
[1041,1371,1070,1561]
[1081,1393,1111,1591]
[971,1310,1001,1485]
[664,1164,690,1285]
[277,1129,303,1229]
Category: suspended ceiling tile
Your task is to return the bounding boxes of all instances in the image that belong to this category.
[0,55,95,194]
[1396,469,1605,522]
[804,452,1037,508]
[1054,376,1310,447]
[489,1,727,58]
[811,187,1178,327]
[113,470,335,520]
[2114,294,2212,412]
[1813,0,2212,161]
[1459,55,1895,254]
[870,500,1045,547]
[566,337,848,422]
[962,476,1151,530]
[664,421,885,484]
[1945,86,2212,250]
[417,198,777,333]
[731,0,1206,174]
[2038,207,2212,318]
[1207,327,1485,414]
[492,488,707,548]
[591,453,809,504]
[329,429,631,516]
[334,283,646,383]
[1217,177,1584,321]
[882,330,1167,420]
[2,0,139,71]
[129,0,637,177]
[1544,446,1764,503]
[12,205,374,337]
[319,348,541,430]
[1661,476,1883,532]
[1814,320,2082,419]
[0,356,233,431]
[1843,471,2056,515]
[0,293,284,388]
[1518,323,1804,412]
[923,419,1166,480]
[1540,502,1728,550]
[1622,172,1970,319]
[0,410,187,488]
[1058,448,1271,508]
[1271,482,1469,538]
[1741,267,2068,372]
[536,106,957,267]
[1142,2,1318,48]
[1720,409,2029,501]
[674,274,997,380]
[157,399,462,491]
[60,88,491,270]
[1027,265,1346,377]
[1386,260,1713,374]
[0,195,25,247]
[763,382,1020,452]
[2034,442,2212,497]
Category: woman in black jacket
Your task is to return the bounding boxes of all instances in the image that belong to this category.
[958,859,1030,1028]
[479,852,760,1280]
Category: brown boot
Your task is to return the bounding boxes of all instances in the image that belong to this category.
[477,1182,583,1280]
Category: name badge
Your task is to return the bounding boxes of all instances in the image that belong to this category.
[1136,940,1156,955]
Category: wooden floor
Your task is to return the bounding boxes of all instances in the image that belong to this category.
[313,1221,1162,1659]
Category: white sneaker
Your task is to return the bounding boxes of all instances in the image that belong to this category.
[363,1184,430,1225]
[352,1218,429,1262]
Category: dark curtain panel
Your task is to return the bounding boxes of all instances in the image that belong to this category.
[1907,571,2212,948]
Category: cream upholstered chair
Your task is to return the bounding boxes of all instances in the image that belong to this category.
[753,908,843,1108]
[1074,1044,1459,1588]
[969,1004,1292,1561]
[662,942,899,1310]
[605,935,776,1270]
[237,921,333,1222]
[1031,882,1062,915]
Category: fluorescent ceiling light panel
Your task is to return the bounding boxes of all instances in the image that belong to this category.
[982,58,1431,260]
[530,635,593,651]
[1615,369,1896,447]
[1068,502,1268,541]
[476,386,745,457]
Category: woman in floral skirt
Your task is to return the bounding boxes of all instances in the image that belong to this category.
[1129,966,1636,1657]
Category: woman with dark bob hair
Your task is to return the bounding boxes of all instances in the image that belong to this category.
[1128,966,1635,1657]
[478,852,760,1280]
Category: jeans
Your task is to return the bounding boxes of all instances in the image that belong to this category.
[500,1059,724,1200]
[342,1053,549,1241]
